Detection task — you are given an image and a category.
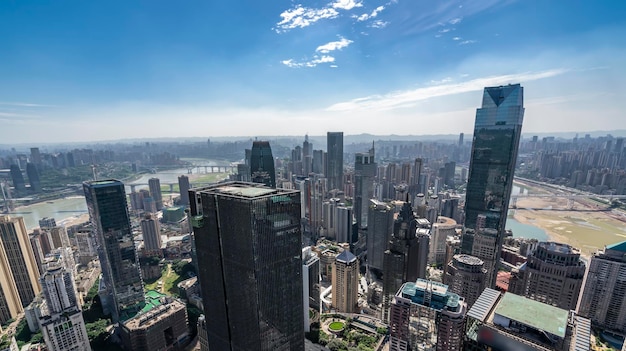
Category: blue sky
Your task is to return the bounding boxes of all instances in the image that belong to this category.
[1,0,625,143]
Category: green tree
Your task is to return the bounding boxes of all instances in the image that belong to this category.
[327,339,349,351]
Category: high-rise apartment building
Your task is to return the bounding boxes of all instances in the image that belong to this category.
[189,182,303,350]
[178,175,190,207]
[302,135,313,176]
[148,178,164,211]
[140,213,162,254]
[250,141,276,188]
[389,279,466,351]
[0,222,24,324]
[38,217,57,229]
[509,242,585,311]
[327,132,344,191]
[461,84,524,287]
[444,254,487,308]
[49,226,71,249]
[39,257,90,351]
[332,250,359,313]
[577,241,626,333]
[355,144,377,229]
[83,180,145,323]
[366,200,394,272]
[0,216,41,309]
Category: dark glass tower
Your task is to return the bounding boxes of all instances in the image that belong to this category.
[461,84,524,286]
[250,141,276,188]
[178,175,190,207]
[148,177,163,211]
[327,132,344,191]
[189,182,304,351]
[355,142,377,230]
[83,180,145,323]
[26,163,41,192]
[9,164,25,194]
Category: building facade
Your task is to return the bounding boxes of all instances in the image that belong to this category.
[83,180,145,323]
[367,200,394,272]
[509,242,585,311]
[327,132,344,191]
[189,182,304,350]
[148,178,163,211]
[332,250,359,314]
[444,254,487,308]
[355,144,377,230]
[249,141,276,188]
[140,213,162,253]
[178,175,190,207]
[461,84,524,287]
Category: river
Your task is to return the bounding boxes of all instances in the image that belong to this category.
[7,159,230,230]
[506,184,550,241]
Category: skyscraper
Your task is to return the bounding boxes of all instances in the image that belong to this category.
[83,180,145,323]
[178,175,190,207]
[9,164,25,194]
[250,141,276,188]
[332,250,359,313]
[577,241,626,333]
[461,84,524,287]
[509,242,585,311]
[148,178,164,211]
[0,216,41,308]
[302,135,313,176]
[444,254,487,308]
[140,213,162,253]
[26,163,41,193]
[189,182,303,350]
[355,143,377,230]
[327,132,344,191]
[39,256,91,351]
[302,247,320,332]
[366,200,394,272]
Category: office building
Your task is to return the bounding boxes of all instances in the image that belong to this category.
[509,242,585,311]
[465,289,591,351]
[0,216,41,308]
[332,250,359,313]
[389,279,466,351]
[49,226,71,249]
[38,217,57,229]
[355,143,377,229]
[39,257,90,351]
[26,163,41,193]
[197,314,209,351]
[189,182,303,350]
[303,247,321,332]
[444,254,487,308]
[141,213,162,253]
[366,200,394,272]
[302,135,313,176]
[430,216,457,265]
[178,175,190,207]
[327,132,344,191]
[577,241,626,333]
[9,165,25,194]
[30,147,41,167]
[120,293,188,351]
[148,178,164,211]
[382,201,429,322]
[250,141,276,188]
[0,222,24,324]
[461,84,524,287]
[83,180,145,323]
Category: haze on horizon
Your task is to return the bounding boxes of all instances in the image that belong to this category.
[1,1,625,144]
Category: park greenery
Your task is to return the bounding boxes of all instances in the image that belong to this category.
[307,315,384,351]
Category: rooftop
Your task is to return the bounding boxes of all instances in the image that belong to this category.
[494,293,568,338]
[606,240,626,253]
[336,250,357,264]
[193,181,292,198]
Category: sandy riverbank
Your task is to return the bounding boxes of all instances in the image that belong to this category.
[511,182,626,258]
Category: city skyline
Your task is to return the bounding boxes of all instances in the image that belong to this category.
[1,1,625,143]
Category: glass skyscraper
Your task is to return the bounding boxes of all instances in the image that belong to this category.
[189,182,304,351]
[83,180,145,323]
[250,141,276,188]
[327,132,344,191]
[461,84,524,286]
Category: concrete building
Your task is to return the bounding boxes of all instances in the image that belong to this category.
[189,182,304,350]
[49,226,71,249]
[509,242,585,311]
[462,84,525,288]
[444,254,487,308]
[197,314,209,351]
[38,217,57,229]
[430,216,457,266]
[389,279,466,351]
[148,177,164,211]
[178,175,190,207]
[83,180,145,323]
[0,220,24,324]
[121,293,188,351]
[367,200,394,272]
[140,213,162,254]
[303,247,320,332]
[465,289,591,351]
[0,216,41,309]
[332,250,359,314]
[39,257,90,351]
[577,241,626,333]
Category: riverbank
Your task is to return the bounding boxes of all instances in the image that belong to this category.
[511,181,626,258]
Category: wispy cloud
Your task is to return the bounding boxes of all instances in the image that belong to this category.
[449,17,462,25]
[459,40,476,45]
[0,111,42,119]
[452,37,461,41]
[327,69,569,111]
[356,5,385,21]
[316,37,353,53]
[0,102,55,107]
[282,56,336,68]
[369,20,388,28]
[274,6,339,32]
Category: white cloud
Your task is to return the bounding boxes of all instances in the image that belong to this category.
[326,69,569,111]
[369,20,388,28]
[356,5,385,21]
[449,17,462,25]
[438,28,451,33]
[282,55,336,68]
[332,0,362,10]
[275,6,339,31]
[452,37,461,41]
[0,102,56,107]
[459,40,476,45]
[316,37,353,53]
